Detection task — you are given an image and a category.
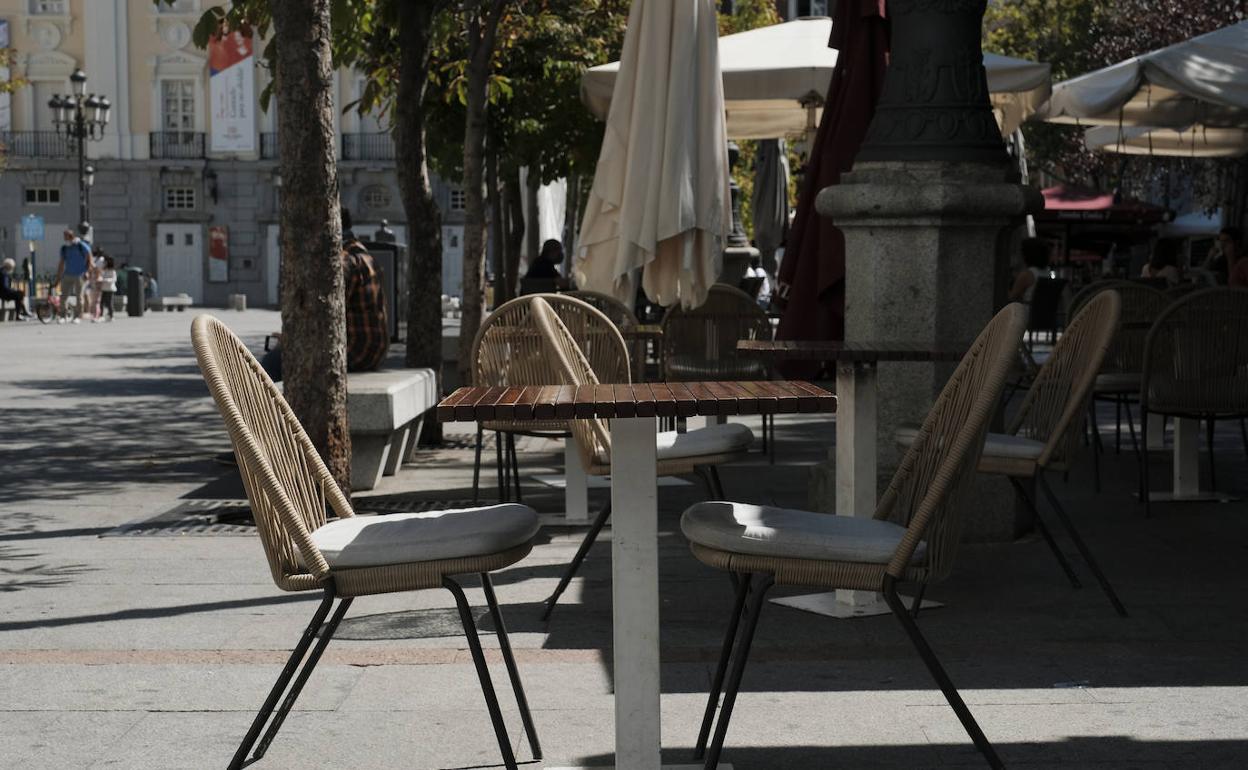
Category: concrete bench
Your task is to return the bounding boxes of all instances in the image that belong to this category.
[347,367,437,490]
[151,294,193,312]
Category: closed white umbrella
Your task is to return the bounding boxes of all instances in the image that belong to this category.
[1084,124,1248,157]
[573,0,729,309]
[1036,21,1248,127]
[582,17,1050,139]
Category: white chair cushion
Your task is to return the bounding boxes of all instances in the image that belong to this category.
[681,501,925,564]
[595,422,754,465]
[895,427,1044,461]
[308,504,539,569]
[657,422,754,461]
[1094,372,1139,393]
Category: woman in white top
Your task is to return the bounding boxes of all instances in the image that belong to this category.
[95,253,118,322]
[1141,238,1182,286]
[1008,237,1051,303]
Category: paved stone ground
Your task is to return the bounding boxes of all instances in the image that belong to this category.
[3,309,1248,769]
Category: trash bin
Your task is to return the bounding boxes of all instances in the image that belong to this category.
[125,267,146,317]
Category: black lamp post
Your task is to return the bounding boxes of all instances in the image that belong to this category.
[48,68,111,228]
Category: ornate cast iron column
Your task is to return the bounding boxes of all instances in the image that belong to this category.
[857,0,1007,164]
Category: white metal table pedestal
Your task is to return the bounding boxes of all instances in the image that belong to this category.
[1146,417,1238,503]
[770,362,939,619]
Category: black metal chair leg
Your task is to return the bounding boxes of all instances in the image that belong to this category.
[508,434,523,503]
[541,501,612,621]
[1240,418,1248,465]
[472,425,484,505]
[1139,409,1152,518]
[228,587,336,770]
[444,576,518,770]
[1090,411,1102,494]
[909,582,929,618]
[694,573,753,760]
[882,575,1003,769]
[1124,399,1140,455]
[1038,473,1128,617]
[708,466,726,500]
[1206,416,1217,492]
[480,573,542,761]
[1009,477,1082,589]
[703,574,773,770]
[1115,397,1122,454]
[253,596,354,760]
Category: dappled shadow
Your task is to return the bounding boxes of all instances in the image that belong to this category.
[0,544,96,593]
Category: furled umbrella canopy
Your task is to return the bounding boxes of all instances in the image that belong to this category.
[751,138,790,275]
[573,0,730,309]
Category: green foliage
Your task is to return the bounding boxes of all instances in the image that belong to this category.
[0,47,22,171]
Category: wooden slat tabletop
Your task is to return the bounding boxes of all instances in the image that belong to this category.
[736,339,966,363]
[436,380,835,422]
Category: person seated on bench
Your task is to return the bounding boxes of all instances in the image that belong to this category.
[260,207,388,380]
[1,259,29,320]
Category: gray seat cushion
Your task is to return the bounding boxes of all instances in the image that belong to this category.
[309,504,539,569]
[681,501,925,564]
[1095,372,1140,393]
[595,422,754,465]
[895,426,1044,461]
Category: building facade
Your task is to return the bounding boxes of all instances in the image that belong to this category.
[0,0,465,307]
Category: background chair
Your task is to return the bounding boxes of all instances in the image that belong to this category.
[470,294,631,504]
[565,289,646,382]
[1069,280,1168,482]
[1139,288,1248,517]
[528,296,754,619]
[902,291,1126,616]
[192,315,541,770]
[662,283,775,456]
[680,303,1027,770]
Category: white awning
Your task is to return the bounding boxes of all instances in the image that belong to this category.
[1084,124,1248,157]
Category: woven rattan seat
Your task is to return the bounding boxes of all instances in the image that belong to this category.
[681,303,1027,770]
[191,315,540,770]
[522,296,753,619]
[470,294,632,503]
[1138,288,1248,516]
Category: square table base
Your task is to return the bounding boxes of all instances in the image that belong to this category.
[770,590,943,619]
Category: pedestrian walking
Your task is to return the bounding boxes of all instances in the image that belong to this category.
[96,253,117,322]
[55,227,93,323]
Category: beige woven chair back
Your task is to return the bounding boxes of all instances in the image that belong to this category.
[1069,280,1167,376]
[661,283,771,381]
[879,303,1028,581]
[472,294,630,392]
[529,297,614,468]
[192,315,349,592]
[1142,287,1248,416]
[1009,290,1122,468]
[564,290,639,330]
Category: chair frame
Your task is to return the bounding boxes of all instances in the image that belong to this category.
[1138,287,1248,517]
[192,315,540,770]
[688,304,1028,770]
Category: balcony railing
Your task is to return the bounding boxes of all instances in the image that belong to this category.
[260,132,280,160]
[0,131,74,159]
[150,132,206,159]
[342,132,395,161]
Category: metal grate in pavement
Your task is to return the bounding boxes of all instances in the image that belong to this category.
[102,497,479,537]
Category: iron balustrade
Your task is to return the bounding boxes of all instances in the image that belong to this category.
[341,132,395,161]
[0,131,74,158]
[150,132,206,159]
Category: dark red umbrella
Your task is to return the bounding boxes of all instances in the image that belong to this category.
[774,0,889,375]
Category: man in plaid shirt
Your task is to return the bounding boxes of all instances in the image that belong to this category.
[342,210,389,372]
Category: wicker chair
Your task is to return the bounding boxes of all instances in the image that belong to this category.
[1139,288,1248,517]
[565,289,646,381]
[1070,280,1169,484]
[191,316,541,770]
[525,296,755,620]
[680,303,1027,770]
[469,294,632,504]
[900,291,1126,616]
[662,283,775,455]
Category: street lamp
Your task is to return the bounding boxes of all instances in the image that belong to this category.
[47,68,110,227]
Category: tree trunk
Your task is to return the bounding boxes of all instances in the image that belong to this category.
[456,0,508,385]
[487,143,507,304]
[524,168,540,266]
[504,172,524,295]
[270,0,350,491]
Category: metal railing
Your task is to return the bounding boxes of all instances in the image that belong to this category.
[260,132,280,160]
[341,132,395,161]
[0,131,74,158]
[150,132,206,159]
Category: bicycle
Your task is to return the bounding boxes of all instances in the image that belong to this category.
[35,282,72,324]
